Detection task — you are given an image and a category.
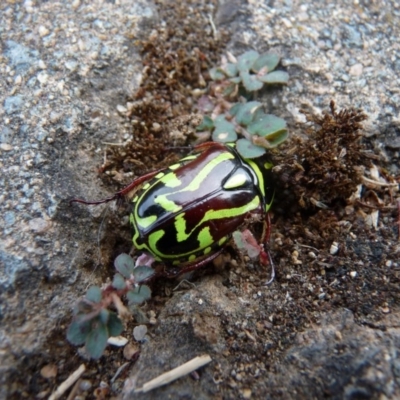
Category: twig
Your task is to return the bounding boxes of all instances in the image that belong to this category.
[361,176,398,188]
[207,14,218,40]
[134,355,212,393]
[111,362,130,383]
[49,364,86,400]
[294,241,320,252]
[66,379,81,400]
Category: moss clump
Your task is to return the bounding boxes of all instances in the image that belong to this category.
[273,101,369,211]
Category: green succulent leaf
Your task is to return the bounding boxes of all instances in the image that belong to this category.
[229,76,242,84]
[86,286,102,303]
[233,101,262,126]
[223,83,237,97]
[75,299,95,315]
[233,231,245,249]
[67,319,91,346]
[114,253,135,279]
[258,70,289,84]
[107,312,124,337]
[240,71,264,92]
[233,230,260,259]
[212,119,238,143]
[209,67,225,80]
[247,114,287,138]
[133,266,155,283]
[253,129,289,148]
[236,138,266,159]
[222,63,239,77]
[229,103,242,116]
[214,114,227,123]
[237,50,259,72]
[85,320,108,359]
[112,273,126,290]
[99,309,110,325]
[196,115,214,131]
[127,285,152,305]
[251,52,280,73]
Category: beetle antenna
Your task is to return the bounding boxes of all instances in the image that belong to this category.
[164,145,192,151]
[69,194,120,206]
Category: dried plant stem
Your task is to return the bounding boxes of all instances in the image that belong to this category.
[49,364,86,400]
[135,355,212,393]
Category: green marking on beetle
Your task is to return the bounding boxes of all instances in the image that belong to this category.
[154,195,182,213]
[188,254,196,262]
[265,191,274,212]
[143,152,236,234]
[264,161,273,170]
[204,247,212,255]
[147,229,166,256]
[179,155,197,162]
[155,172,165,179]
[175,214,187,243]
[246,158,265,198]
[218,237,227,246]
[174,196,260,245]
[223,171,248,190]
[129,213,135,225]
[184,152,234,193]
[198,226,213,249]
[142,182,151,190]
[169,164,181,171]
[160,172,182,188]
[137,214,157,229]
[202,195,260,222]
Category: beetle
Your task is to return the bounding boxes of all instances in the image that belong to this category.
[71,141,275,282]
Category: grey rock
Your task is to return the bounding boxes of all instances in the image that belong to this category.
[4,95,23,114]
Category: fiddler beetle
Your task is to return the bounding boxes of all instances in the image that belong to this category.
[71,142,275,283]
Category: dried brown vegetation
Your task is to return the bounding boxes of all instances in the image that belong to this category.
[273,101,369,211]
[102,1,228,180]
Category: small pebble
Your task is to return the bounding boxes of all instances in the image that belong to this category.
[1,143,13,151]
[107,336,128,347]
[330,242,339,255]
[40,364,57,379]
[133,325,147,341]
[241,388,252,399]
[123,343,139,360]
[29,218,51,233]
[116,104,127,114]
[79,379,92,391]
[38,26,50,37]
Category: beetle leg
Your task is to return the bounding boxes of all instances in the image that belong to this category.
[162,249,225,279]
[70,168,164,206]
[259,212,275,285]
[192,141,227,153]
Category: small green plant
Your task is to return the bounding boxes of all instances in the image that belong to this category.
[67,254,154,359]
[209,50,289,93]
[197,50,289,159]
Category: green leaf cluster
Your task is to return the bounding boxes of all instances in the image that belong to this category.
[67,286,123,359]
[198,101,288,159]
[67,254,154,359]
[197,50,290,159]
[209,51,289,93]
[114,253,153,304]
